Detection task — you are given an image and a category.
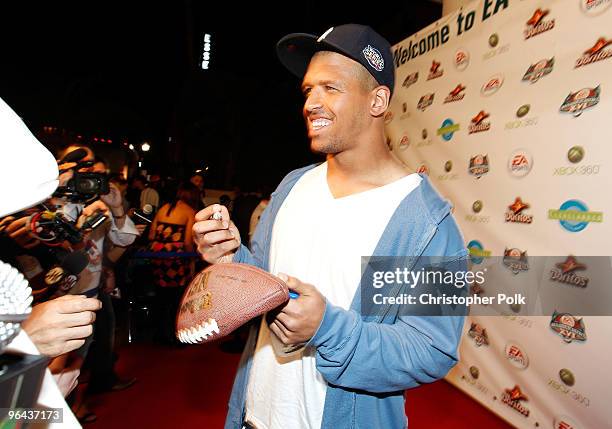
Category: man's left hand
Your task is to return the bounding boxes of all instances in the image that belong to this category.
[100,183,123,212]
[268,274,326,346]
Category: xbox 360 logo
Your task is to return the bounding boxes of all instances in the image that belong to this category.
[559,368,575,386]
[516,104,530,118]
[469,366,480,379]
[567,146,585,163]
[510,302,522,313]
[489,33,499,48]
[472,200,483,213]
[444,160,453,172]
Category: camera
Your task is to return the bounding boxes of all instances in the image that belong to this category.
[54,149,110,203]
[26,209,108,245]
[54,165,110,203]
[71,170,109,199]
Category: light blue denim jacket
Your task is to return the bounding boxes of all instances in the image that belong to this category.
[225,165,468,429]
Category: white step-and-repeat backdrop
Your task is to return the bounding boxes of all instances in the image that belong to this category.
[386,1,611,428]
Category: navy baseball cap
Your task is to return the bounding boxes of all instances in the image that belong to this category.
[277,24,395,94]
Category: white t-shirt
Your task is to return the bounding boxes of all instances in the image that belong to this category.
[140,187,160,210]
[244,162,421,429]
[59,203,138,295]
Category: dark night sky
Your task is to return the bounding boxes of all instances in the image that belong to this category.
[0,1,441,191]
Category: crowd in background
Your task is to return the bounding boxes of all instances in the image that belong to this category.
[0,140,271,424]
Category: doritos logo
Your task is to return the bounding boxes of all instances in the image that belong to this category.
[444,84,466,103]
[427,60,444,80]
[525,8,555,39]
[576,37,612,68]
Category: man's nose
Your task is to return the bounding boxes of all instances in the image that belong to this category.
[304,91,323,114]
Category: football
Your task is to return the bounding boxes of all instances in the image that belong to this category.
[176,263,289,344]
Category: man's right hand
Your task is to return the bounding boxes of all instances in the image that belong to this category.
[193,204,241,264]
[22,295,102,357]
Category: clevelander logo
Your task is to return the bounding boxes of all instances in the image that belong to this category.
[437,119,460,141]
[524,8,555,39]
[467,240,491,265]
[548,200,603,232]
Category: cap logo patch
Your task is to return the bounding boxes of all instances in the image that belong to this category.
[363,45,384,71]
[318,27,334,42]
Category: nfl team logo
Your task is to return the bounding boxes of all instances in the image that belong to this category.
[362,45,385,71]
[560,86,600,117]
[522,58,554,83]
[550,311,587,343]
[417,93,435,111]
[503,248,529,274]
[469,154,490,179]
[403,72,419,88]
[468,323,489,346]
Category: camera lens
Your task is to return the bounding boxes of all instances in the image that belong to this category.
[78,178,98,193]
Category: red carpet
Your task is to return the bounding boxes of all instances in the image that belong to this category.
[86,341,512,428]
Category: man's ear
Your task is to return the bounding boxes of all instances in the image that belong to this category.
[370,86,391,117]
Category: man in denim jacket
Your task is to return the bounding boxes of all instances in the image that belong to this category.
[194,24,467,429]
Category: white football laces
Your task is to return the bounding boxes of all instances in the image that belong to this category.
[177,318,220,344]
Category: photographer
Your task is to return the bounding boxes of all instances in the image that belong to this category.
[0,95,93,427]
[54,143,139,298]
[51,143,139,423]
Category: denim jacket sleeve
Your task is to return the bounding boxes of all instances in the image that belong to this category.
[232,195,271,269]
[309,217,467,393]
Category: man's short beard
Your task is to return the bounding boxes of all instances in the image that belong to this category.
[310,135,343,155]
